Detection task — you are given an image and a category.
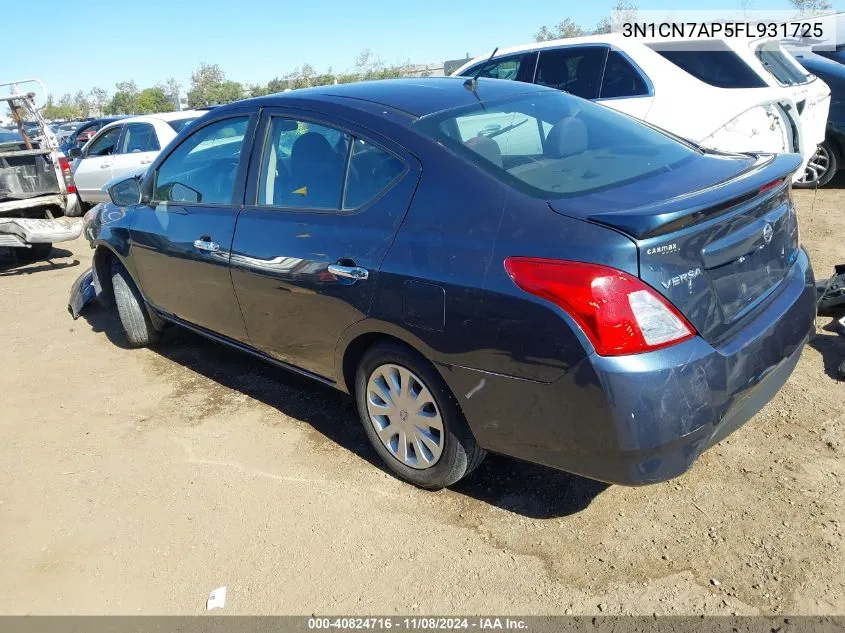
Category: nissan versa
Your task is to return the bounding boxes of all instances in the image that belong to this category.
[71,78,816,490]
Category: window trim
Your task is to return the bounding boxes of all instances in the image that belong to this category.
[249,111,409,216]
[597,47,654,101]
[148,112,256,208]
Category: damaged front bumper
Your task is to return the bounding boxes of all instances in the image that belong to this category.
[0,215,82,248]
[68,264,101,320]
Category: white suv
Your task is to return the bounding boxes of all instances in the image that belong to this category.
[453,33,830,180]
[72,110,204,205]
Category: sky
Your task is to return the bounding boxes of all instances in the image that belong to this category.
[4,0,820,100]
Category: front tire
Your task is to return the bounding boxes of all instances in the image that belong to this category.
[355,342,485,489]
[795,141,838,188]
[110,259,160,348]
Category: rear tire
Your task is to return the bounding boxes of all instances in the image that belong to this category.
[16,243,53,261]
[795,141,838,189]
[110,259,160,348]
[355,341,486,490]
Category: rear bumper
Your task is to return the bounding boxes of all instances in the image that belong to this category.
[441,248,815,485]
[0,216,82,246]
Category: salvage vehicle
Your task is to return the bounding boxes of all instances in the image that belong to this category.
[71,110,203,206]
[453,34,830,181]
[1,79,82,260]
[791,53,845,187]
[71,78,815,489]
[60,116,125,157]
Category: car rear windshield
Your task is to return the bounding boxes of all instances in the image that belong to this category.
[756,45,812,85]
[650,42,767,89]
[168,117,199,133]
[414,90,699,198]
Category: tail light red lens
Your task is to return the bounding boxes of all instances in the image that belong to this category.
[504,257,696,356]
[58,156,76,194]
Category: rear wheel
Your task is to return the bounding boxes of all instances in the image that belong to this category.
[16,243,53,261]
[110,259,161,348]
[795,141,838,188]
[355,341,485,489]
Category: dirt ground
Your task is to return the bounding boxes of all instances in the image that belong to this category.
[0,181,843,616]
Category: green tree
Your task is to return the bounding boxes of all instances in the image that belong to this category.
[136,87,175,114]
[789,0,832,15]
[88,87,109,117]
[42,95,78,120]
[73,90,91,118]
[593,1,638,34]
[535,18,585,42]
[187,63,243,106]
[105,80,139,115]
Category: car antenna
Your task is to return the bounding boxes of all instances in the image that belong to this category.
[463,47,498,92]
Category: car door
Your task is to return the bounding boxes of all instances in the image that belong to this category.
[109,122,160,181]
[596,49,654,119]
[129,112,257,342]
[72,124,123,203]
[230,110,421,379]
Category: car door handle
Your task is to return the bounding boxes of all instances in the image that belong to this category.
[100,163,110,168]
[327,264,368,281]
[140,158,152,164]
[193,239,220,252]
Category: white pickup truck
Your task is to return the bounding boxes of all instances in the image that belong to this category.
[0,79,82,260]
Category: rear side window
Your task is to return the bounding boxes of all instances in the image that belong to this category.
[600,50,649,98]
[416,90,697,198]
[344,139,404,209]
[119,123,160,153]
[465,54,528,81]
[258,117,404,211]
[535,46,608,99]
[154,116,249,205]
[652,46,767,89]
[756,46,811,86]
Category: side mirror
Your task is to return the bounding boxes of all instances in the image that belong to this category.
[108,177,142,207]
[68,146,82,159]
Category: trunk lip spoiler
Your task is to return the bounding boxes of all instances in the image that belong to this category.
[581,152,801,240]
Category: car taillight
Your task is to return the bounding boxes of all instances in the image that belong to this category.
[58,156,76,194]
[504,258,696,356]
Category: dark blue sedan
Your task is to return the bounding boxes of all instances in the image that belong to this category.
[75,77,816,489]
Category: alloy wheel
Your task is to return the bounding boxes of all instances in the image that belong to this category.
[798,145,832,185]
[365,363,444,469]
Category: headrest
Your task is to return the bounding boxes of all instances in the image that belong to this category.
[545,117,588,158]
[464,134,503,168]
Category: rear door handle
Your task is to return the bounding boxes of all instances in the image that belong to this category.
[100,163,110,168]
[140,158,152,164]
[328,264,368,281]
[193,239,220,252]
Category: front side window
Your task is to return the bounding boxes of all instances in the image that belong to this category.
[600,50,649,98]
[651,44,767,89]
[86,126,122,157]
[465,54,527,81]
[154,116,248,205]
[119,123,160,153]
[416,91,698,198]
[535,46,608,99]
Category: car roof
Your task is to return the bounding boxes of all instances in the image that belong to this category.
[114,111,203,126]
[235,77,552,119]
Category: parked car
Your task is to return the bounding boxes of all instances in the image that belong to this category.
[73,78,815,490]
[0,79,82,260]
[59,116,126,157]
[791,53,845,187]
[453,34,830,181]
[71,110,203,205]
[55,121,82,143]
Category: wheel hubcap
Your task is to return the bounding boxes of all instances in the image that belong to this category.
[799,145,831,184]
[365,364,444,470]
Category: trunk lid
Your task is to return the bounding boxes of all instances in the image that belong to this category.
[549,152,802,343]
